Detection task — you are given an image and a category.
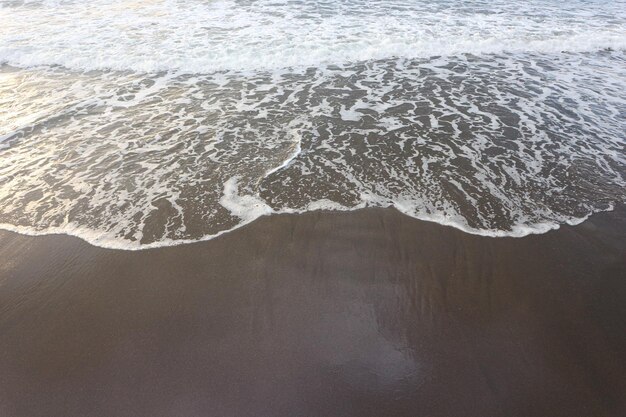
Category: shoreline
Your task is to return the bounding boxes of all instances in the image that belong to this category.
[1,206,625,416]
[0,203,617,251]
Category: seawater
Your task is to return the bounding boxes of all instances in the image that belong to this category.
[0,0,625,249]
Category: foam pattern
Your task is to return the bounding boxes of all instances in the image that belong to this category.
[0,0,625,248]
[2,0,626,73]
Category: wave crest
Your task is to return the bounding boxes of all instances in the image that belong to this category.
[1,0,625,73]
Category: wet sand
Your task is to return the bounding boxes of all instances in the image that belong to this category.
[0,207,625,417]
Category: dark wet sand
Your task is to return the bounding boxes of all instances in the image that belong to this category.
[0,207,625,417]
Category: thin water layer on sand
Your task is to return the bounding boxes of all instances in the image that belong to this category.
[1,207,625,417]
[1,51,624,249]
[0,0,625,249]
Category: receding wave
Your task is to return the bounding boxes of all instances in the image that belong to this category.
[1,49,625,249]
[0,0,625,249]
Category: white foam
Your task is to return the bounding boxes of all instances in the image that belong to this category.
[219,177,273,222]
[0,3,625,250]
[0,195,614,251]
[263,129,303,178]
[1,0,625,74]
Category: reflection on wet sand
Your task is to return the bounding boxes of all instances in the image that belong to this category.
[0,207,625,417]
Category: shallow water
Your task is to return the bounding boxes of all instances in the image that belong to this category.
[1,0,625,249]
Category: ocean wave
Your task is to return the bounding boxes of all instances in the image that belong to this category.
[0,50,624,250]
[1,0,625,73]
[0,183,612,251]
[0,0,625,249]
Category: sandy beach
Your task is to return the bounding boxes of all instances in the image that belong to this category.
[0,207,624,417]
[2,0,626,416]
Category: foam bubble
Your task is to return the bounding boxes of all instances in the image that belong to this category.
[220,177,273,222]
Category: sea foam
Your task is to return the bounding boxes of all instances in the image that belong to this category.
[1,0,625,73]
[0,0,625,249]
